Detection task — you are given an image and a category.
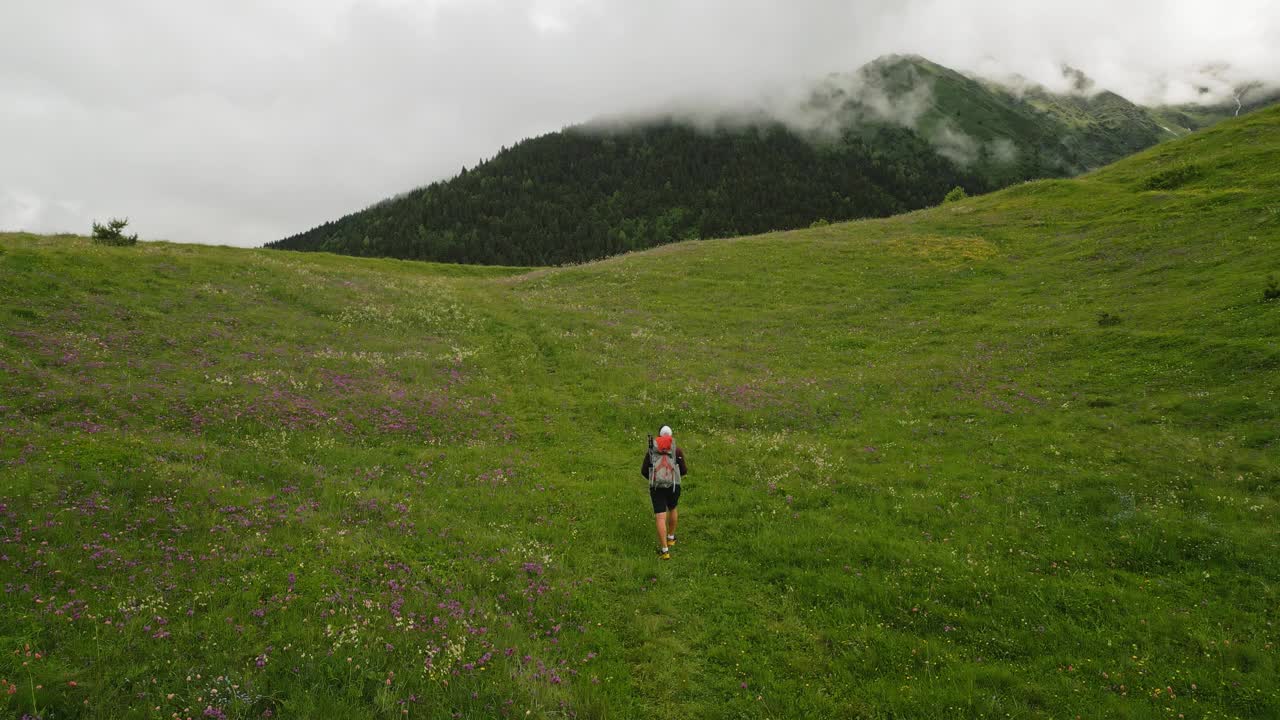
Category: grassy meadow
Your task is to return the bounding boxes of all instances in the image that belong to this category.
[1,107,1279,719]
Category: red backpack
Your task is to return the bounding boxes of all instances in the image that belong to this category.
[648,437,681,489]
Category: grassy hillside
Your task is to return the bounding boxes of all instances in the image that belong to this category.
[270,55,1249,267]
[2,106,1279,719]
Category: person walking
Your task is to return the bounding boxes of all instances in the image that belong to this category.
[641,425,688,560]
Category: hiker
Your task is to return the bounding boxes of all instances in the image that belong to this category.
[641,425,688,560]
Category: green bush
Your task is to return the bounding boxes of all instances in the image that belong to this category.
[1097,311,1122,327]
[1141,163,1202,191]
[943,186,969,203]
[91,217,138,246]
[1265,275,1280,302]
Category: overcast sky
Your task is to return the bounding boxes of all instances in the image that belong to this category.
[3,0,1278,247]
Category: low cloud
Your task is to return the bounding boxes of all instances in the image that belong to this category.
[599,59,1006,170]
[987,137,1019,165]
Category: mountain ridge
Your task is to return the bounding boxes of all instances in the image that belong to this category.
[267,55,1275,265]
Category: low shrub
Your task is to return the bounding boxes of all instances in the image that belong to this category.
[1141,163,1202,191]
[91,218,138,246]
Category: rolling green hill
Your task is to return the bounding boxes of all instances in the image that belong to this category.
[268,55,1269,266]
[2,106,1279,719]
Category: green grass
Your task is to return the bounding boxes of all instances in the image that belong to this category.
[2,106,1279,719]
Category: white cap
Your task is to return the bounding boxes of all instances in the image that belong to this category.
[659,425,672,437]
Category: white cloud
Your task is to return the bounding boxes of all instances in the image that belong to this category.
[1,0,1277,246]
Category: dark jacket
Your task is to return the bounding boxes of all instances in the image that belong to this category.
[641,444,688,480]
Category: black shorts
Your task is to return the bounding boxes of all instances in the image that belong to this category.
[650,485,681,514]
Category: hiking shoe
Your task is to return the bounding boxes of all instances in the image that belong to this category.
[667,536,677,547]
[659,548,671,560]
